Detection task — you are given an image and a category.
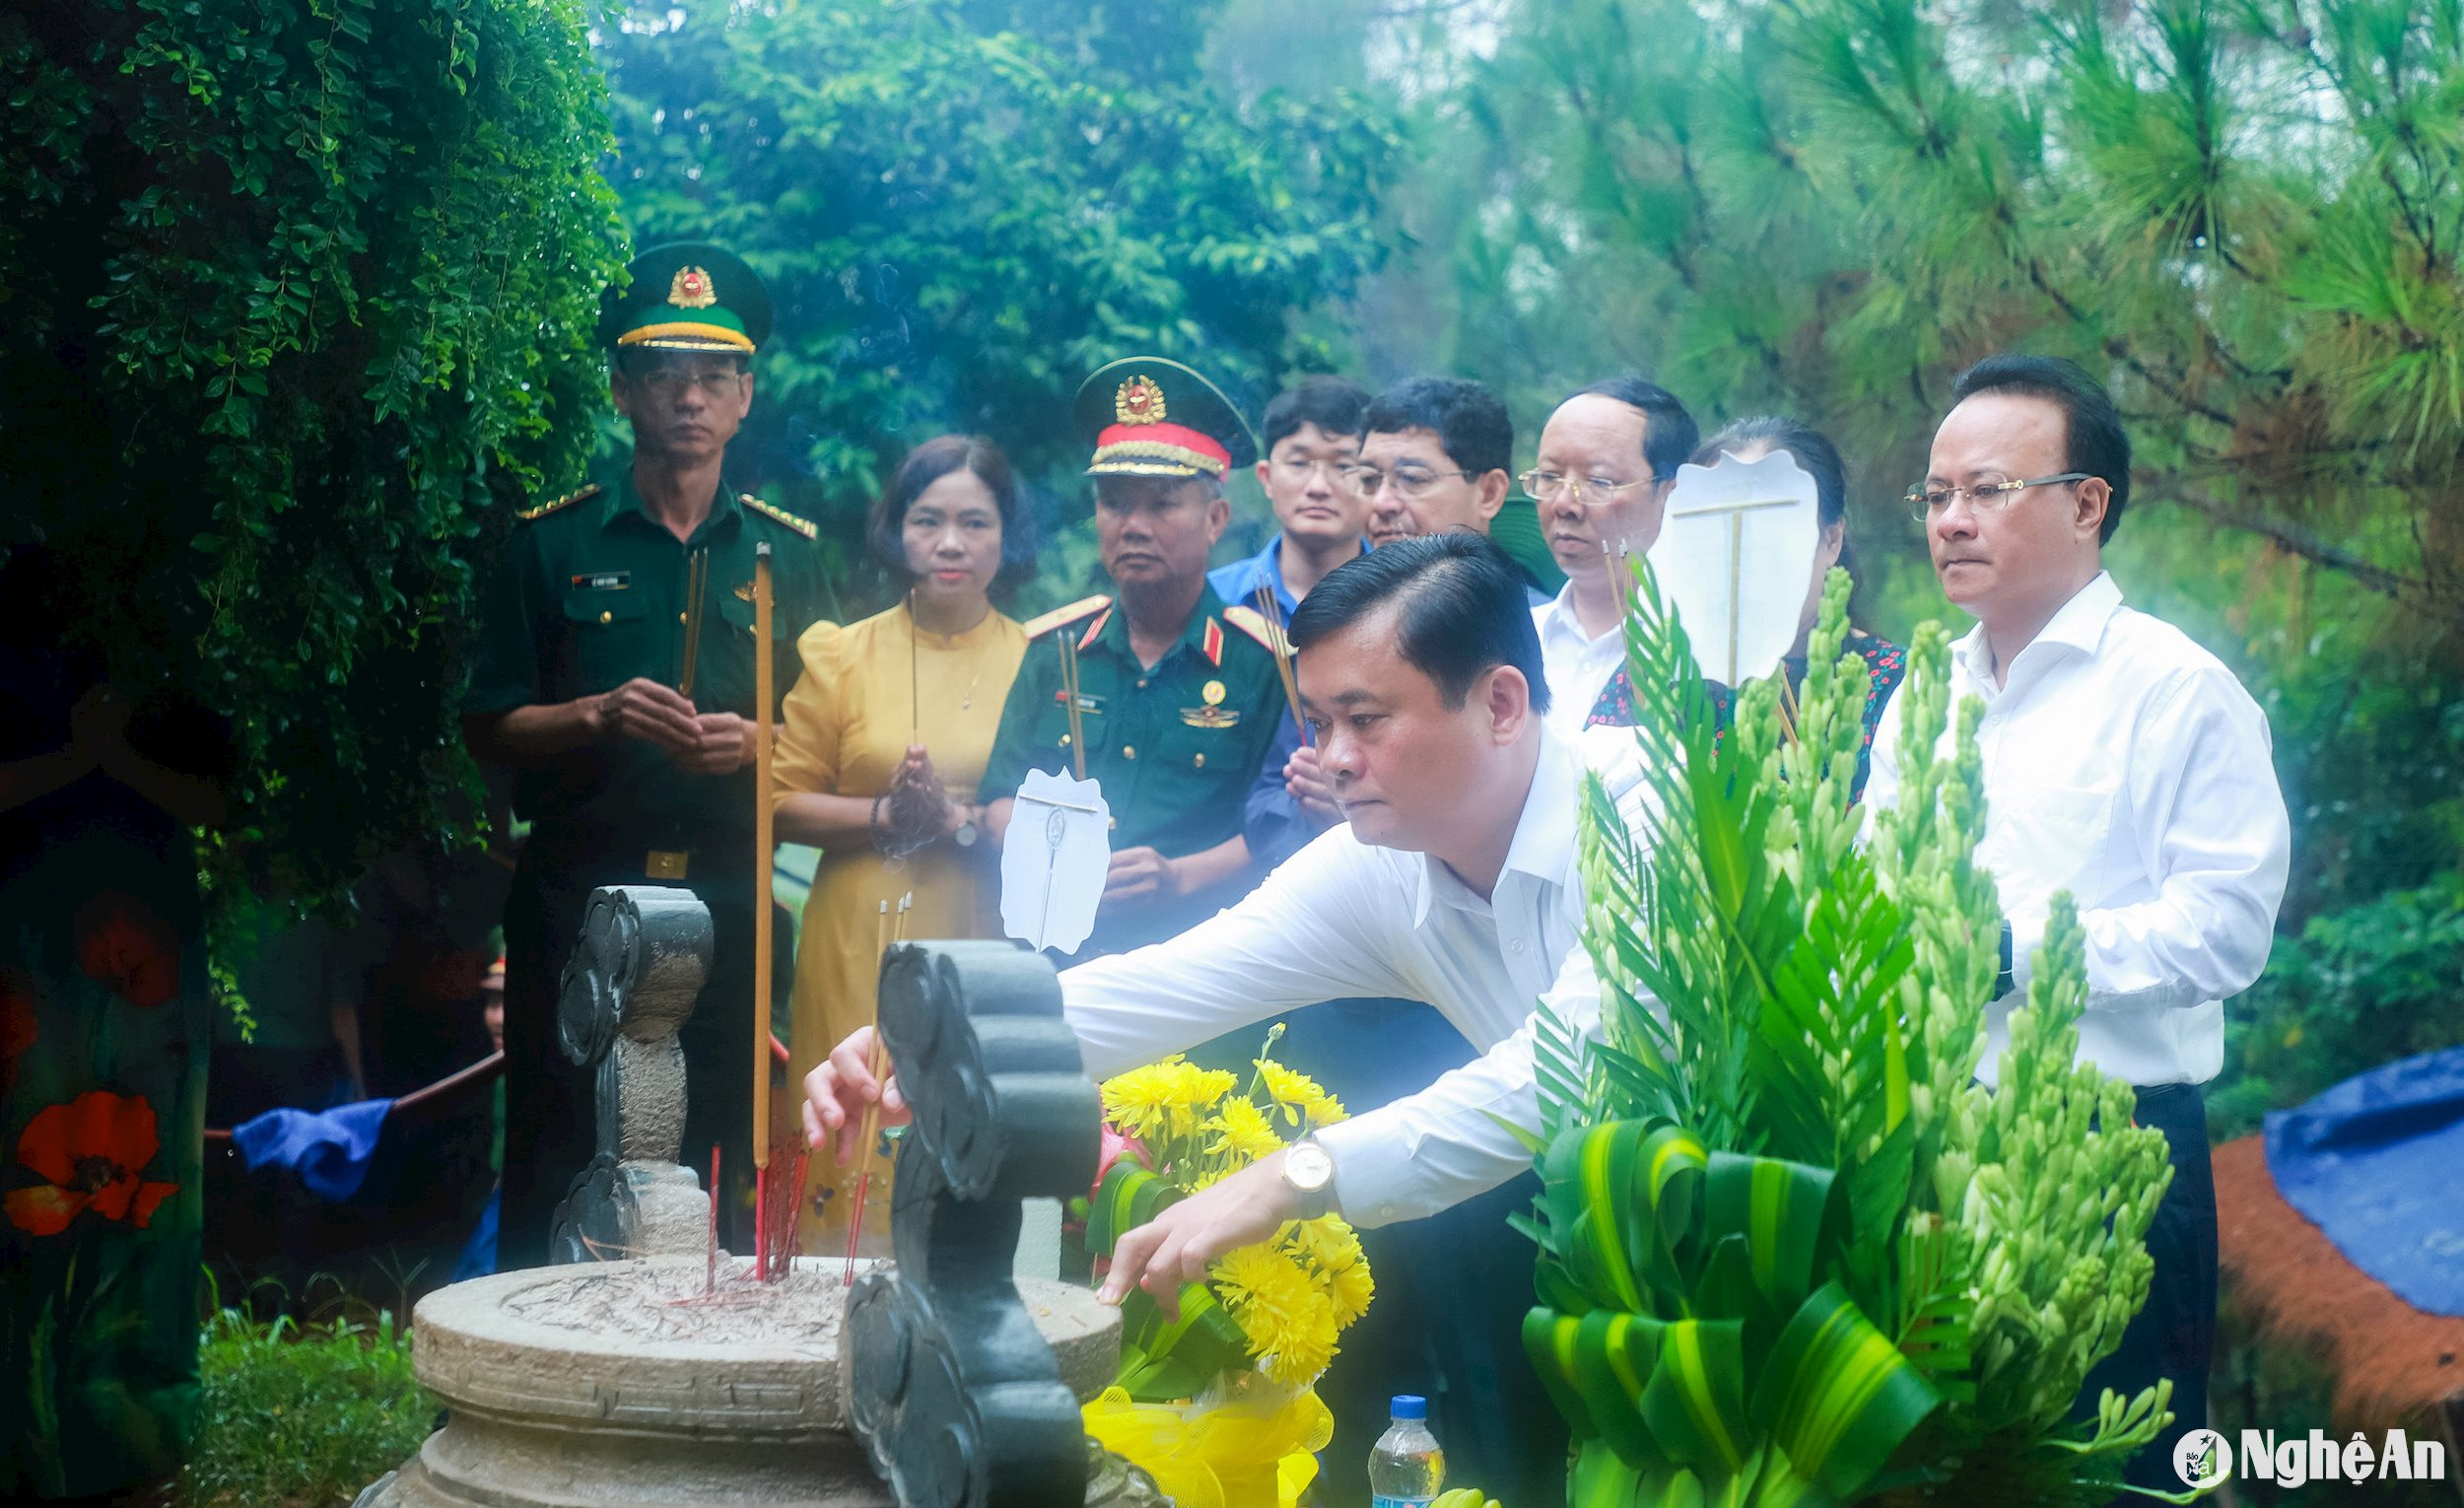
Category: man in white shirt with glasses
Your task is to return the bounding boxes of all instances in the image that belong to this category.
[1865,353,2291,1496]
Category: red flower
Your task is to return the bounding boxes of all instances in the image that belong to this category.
[4,1090,180,1237]
[73,891,180,1008]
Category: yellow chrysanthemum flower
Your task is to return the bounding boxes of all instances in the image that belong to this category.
[1254,1060,1347,1129]
[1212,1243,1340,1388]
[1101,1061,1184,1142]
[1326,1255,1375,1327]
[1207,1095,1285,1165]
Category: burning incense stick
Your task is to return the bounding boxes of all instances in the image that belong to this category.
[751,545,777,1270]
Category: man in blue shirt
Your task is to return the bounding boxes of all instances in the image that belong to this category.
[1208,376,1372,617]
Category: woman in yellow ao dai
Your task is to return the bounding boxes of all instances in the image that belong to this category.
[773,437,1030,1240]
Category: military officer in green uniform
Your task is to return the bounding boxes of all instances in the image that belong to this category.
[463,242,827,1268]
[978,358,1290,958]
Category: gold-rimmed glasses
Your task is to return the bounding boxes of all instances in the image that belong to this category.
[1519,468,1658,507]
[1906,472,2089,522]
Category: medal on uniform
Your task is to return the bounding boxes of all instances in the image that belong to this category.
[1182,677,1239,729]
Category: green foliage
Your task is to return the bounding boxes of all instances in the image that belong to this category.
[1,0,624,899]
[1526,567,2176,1503]
[181,1306,433,1507]
[2209,879,2464,1140]
[1441,0,2464,640]
[598,0,1403,614]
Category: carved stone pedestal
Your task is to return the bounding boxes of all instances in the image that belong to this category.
[356,1257,1117,1508]
[357,901,1124,1508]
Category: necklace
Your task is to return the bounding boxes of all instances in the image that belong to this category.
[909,596,990,727]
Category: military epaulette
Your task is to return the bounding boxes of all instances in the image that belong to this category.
[1220,603,1288,656]
[1021,594,1112,641]
[741,493,818,540]
[515,484,600,521]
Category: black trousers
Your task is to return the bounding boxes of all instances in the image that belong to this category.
[2076,1081,2217,1497]
[497,851,762,1271]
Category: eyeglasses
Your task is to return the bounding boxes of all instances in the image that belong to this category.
[1906,473,2089,522]
[1337,463,1477,500]
[1271,456,1354,483]
[631,367,747,400]
[1520,469,1658,507]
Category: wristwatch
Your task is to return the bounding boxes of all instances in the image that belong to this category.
[952,804,980,848]
[1281,1136,1335,1221]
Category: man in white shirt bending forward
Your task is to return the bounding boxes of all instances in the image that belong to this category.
[1866,354,2291,1496]
[805,531,1596,1498]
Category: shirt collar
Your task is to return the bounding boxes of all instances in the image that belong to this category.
[1953,570,2124,685]
[1226,537,1294,614]
[602,467,744,544]
[1534,581,1609,648]
[1094,581,1230,664]
[1408,724,1581,927]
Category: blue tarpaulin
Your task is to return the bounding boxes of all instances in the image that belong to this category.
[231,1098,394,1201]
[2264,1047,2464,1318]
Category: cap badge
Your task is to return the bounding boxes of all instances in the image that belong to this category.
[668,265,718,309]
[1115,375,1167,426]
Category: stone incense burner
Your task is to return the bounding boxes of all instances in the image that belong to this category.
[358,890,1123,1508]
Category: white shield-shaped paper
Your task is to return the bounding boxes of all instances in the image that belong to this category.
[1644,449,1823,686]
[999,768,1113,955]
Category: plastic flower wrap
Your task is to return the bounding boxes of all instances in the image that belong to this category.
[1078,1031,1374,1508]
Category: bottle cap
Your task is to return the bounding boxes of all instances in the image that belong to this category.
[1390,1395,1427,1420]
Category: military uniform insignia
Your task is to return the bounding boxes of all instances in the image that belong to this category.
[1115,375,1168,426]
[516,483,601,521]
[1201,617,1225,667]
[669,264,718,308]
[1182,703,1241,729]
[1221,604,1286,654]
[1202,680,1226,707]
[1078,604,1115,651]
[1021,594,1112,640]
[1052,689,1107,715]
[572,572,631,590]
[740,493,818,539]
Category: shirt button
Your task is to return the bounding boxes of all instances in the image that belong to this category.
[599,610,613,625]
[1060,733,1071,747]
[679,612,687,624]
[1511,939,1527,954]
[1123,745,1136,760]
[1194,753,1205,770]
[1137,678,1147,689]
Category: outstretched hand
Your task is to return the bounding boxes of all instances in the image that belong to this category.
[1096,1153,1299,1319]
[801,1025,913,1164]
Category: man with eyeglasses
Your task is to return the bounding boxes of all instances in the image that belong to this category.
[1208,375,1372,616]
[463,241,829,1268]
[1864,353,2290,1496]
[1523,377,1698,737]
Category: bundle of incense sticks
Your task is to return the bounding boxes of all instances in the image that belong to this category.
[842,894,910,1283]
[1251,584,1307,738]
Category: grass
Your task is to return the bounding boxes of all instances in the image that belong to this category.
[180,1303,437,1508]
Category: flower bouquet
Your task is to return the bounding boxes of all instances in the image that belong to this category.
[1077,1034,1374,1508]
[1516,568,2178,1505]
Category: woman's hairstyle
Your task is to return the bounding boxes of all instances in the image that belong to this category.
[864,435,1036,592]
[1691,415,1852,572]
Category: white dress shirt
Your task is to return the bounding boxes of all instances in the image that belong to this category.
[1532,585,1626,738]
[1863,572,2290,1088]
[1061,726,1602,1228]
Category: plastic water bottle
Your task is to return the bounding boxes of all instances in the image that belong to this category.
[1369,1394,1444,1508]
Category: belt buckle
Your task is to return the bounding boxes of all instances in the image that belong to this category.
[646,850,690,880]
